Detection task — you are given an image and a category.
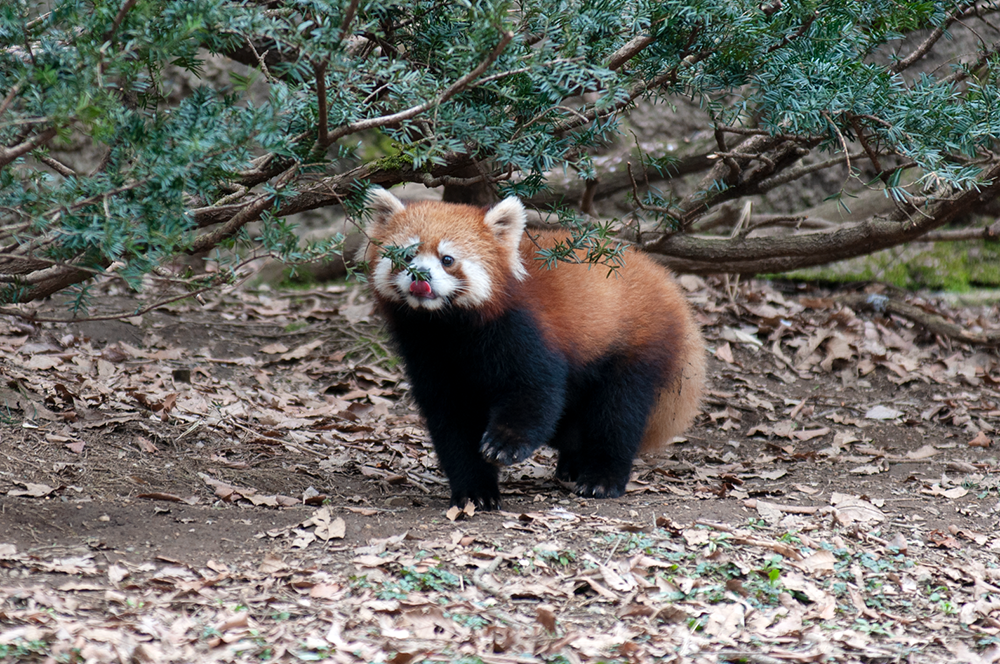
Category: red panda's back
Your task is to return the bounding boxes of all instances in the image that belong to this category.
[519,231,705,451]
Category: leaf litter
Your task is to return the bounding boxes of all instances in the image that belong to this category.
[0,276,997,662]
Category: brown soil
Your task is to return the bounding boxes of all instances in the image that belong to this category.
[0,277,998,663]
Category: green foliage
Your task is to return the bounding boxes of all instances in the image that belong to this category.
[2,0,997,308]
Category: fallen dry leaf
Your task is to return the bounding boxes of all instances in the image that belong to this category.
[715,342,736,364]
[968,431,992,448]
[865,405,902,420]
[7,482,56,498]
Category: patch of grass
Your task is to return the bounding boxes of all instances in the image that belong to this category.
[0,640,51,660]
[779,239,1000,291]
[535,546,577,567]
[375,566,462,600]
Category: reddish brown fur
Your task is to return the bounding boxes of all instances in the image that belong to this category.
[516,232,705,452]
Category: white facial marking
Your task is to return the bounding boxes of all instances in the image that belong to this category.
[372,256,400,301]
[454,258,491,306]
[438,240,492,307]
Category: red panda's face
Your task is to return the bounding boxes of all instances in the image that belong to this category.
[360,189,528,312]
[371,233,492,311]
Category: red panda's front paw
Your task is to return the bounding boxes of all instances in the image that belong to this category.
[451,489,502,511]
[480,428,538,467]
[574,476,627,499]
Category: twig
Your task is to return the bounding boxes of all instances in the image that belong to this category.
[766,12,817,54]
[823,111,853,176]
[0,82,21,120]
[837,292,1000,347]
[752,152,864,193]
[0,283,217,323]
[717,650,791,664]
[339,0,360,36]
[471,556,507,599]
[226,417,327,458]
[313,61,329,154]
[717,126,820,142]
[849,114,883,178]
[104,0,138,44]
[37,155,77,178]
[626,161,681,223]
[942,37,1000,85]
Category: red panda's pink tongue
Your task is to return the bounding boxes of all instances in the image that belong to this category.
[409,280,433,298]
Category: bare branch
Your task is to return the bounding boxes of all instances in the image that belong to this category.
[0,127,57,167]
[752,152,863,192]
[645,160,1000,275]
[890,9,960,74]
[320,31,514,147]
[0,82,21,120]
[38,155,78,178]
[313,61,329,151]
[340,0,360,36]
[920,218,1000,242]
[606,35,655,71]
[627,161,681,222]
[837,292,1000,346]
[188,194,275,254]
[942,37,1000,85]
[553,29,709,136]
[419,168,512,188]
[766,12,817,54]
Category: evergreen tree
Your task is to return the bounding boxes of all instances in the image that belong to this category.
[2,1,998,311]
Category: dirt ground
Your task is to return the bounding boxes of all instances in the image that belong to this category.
[0,274,998,663]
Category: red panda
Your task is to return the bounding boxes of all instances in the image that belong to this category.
[359,187,705,509]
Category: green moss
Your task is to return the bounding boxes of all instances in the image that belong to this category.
[783,240,1000,291]
[371,149,416,173]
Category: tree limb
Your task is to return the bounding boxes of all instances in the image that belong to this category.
[919,218,1000,242]
[606,35,655,71]
[0,127,57,168]
[319,31,513,147]
[645,161,1000,274]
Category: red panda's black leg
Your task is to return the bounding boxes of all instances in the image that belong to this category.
[571,360,660,499]
[423,415,502,510]
[478,362,568,468]
[552,419,582,482]
[479,394,566,467]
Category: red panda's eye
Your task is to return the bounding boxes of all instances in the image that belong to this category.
[441,255,455,267]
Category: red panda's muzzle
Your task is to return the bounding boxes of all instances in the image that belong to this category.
[409,280,434,298]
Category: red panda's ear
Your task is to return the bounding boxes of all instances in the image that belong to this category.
[483,197,528,280]
[365,187,405,231]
